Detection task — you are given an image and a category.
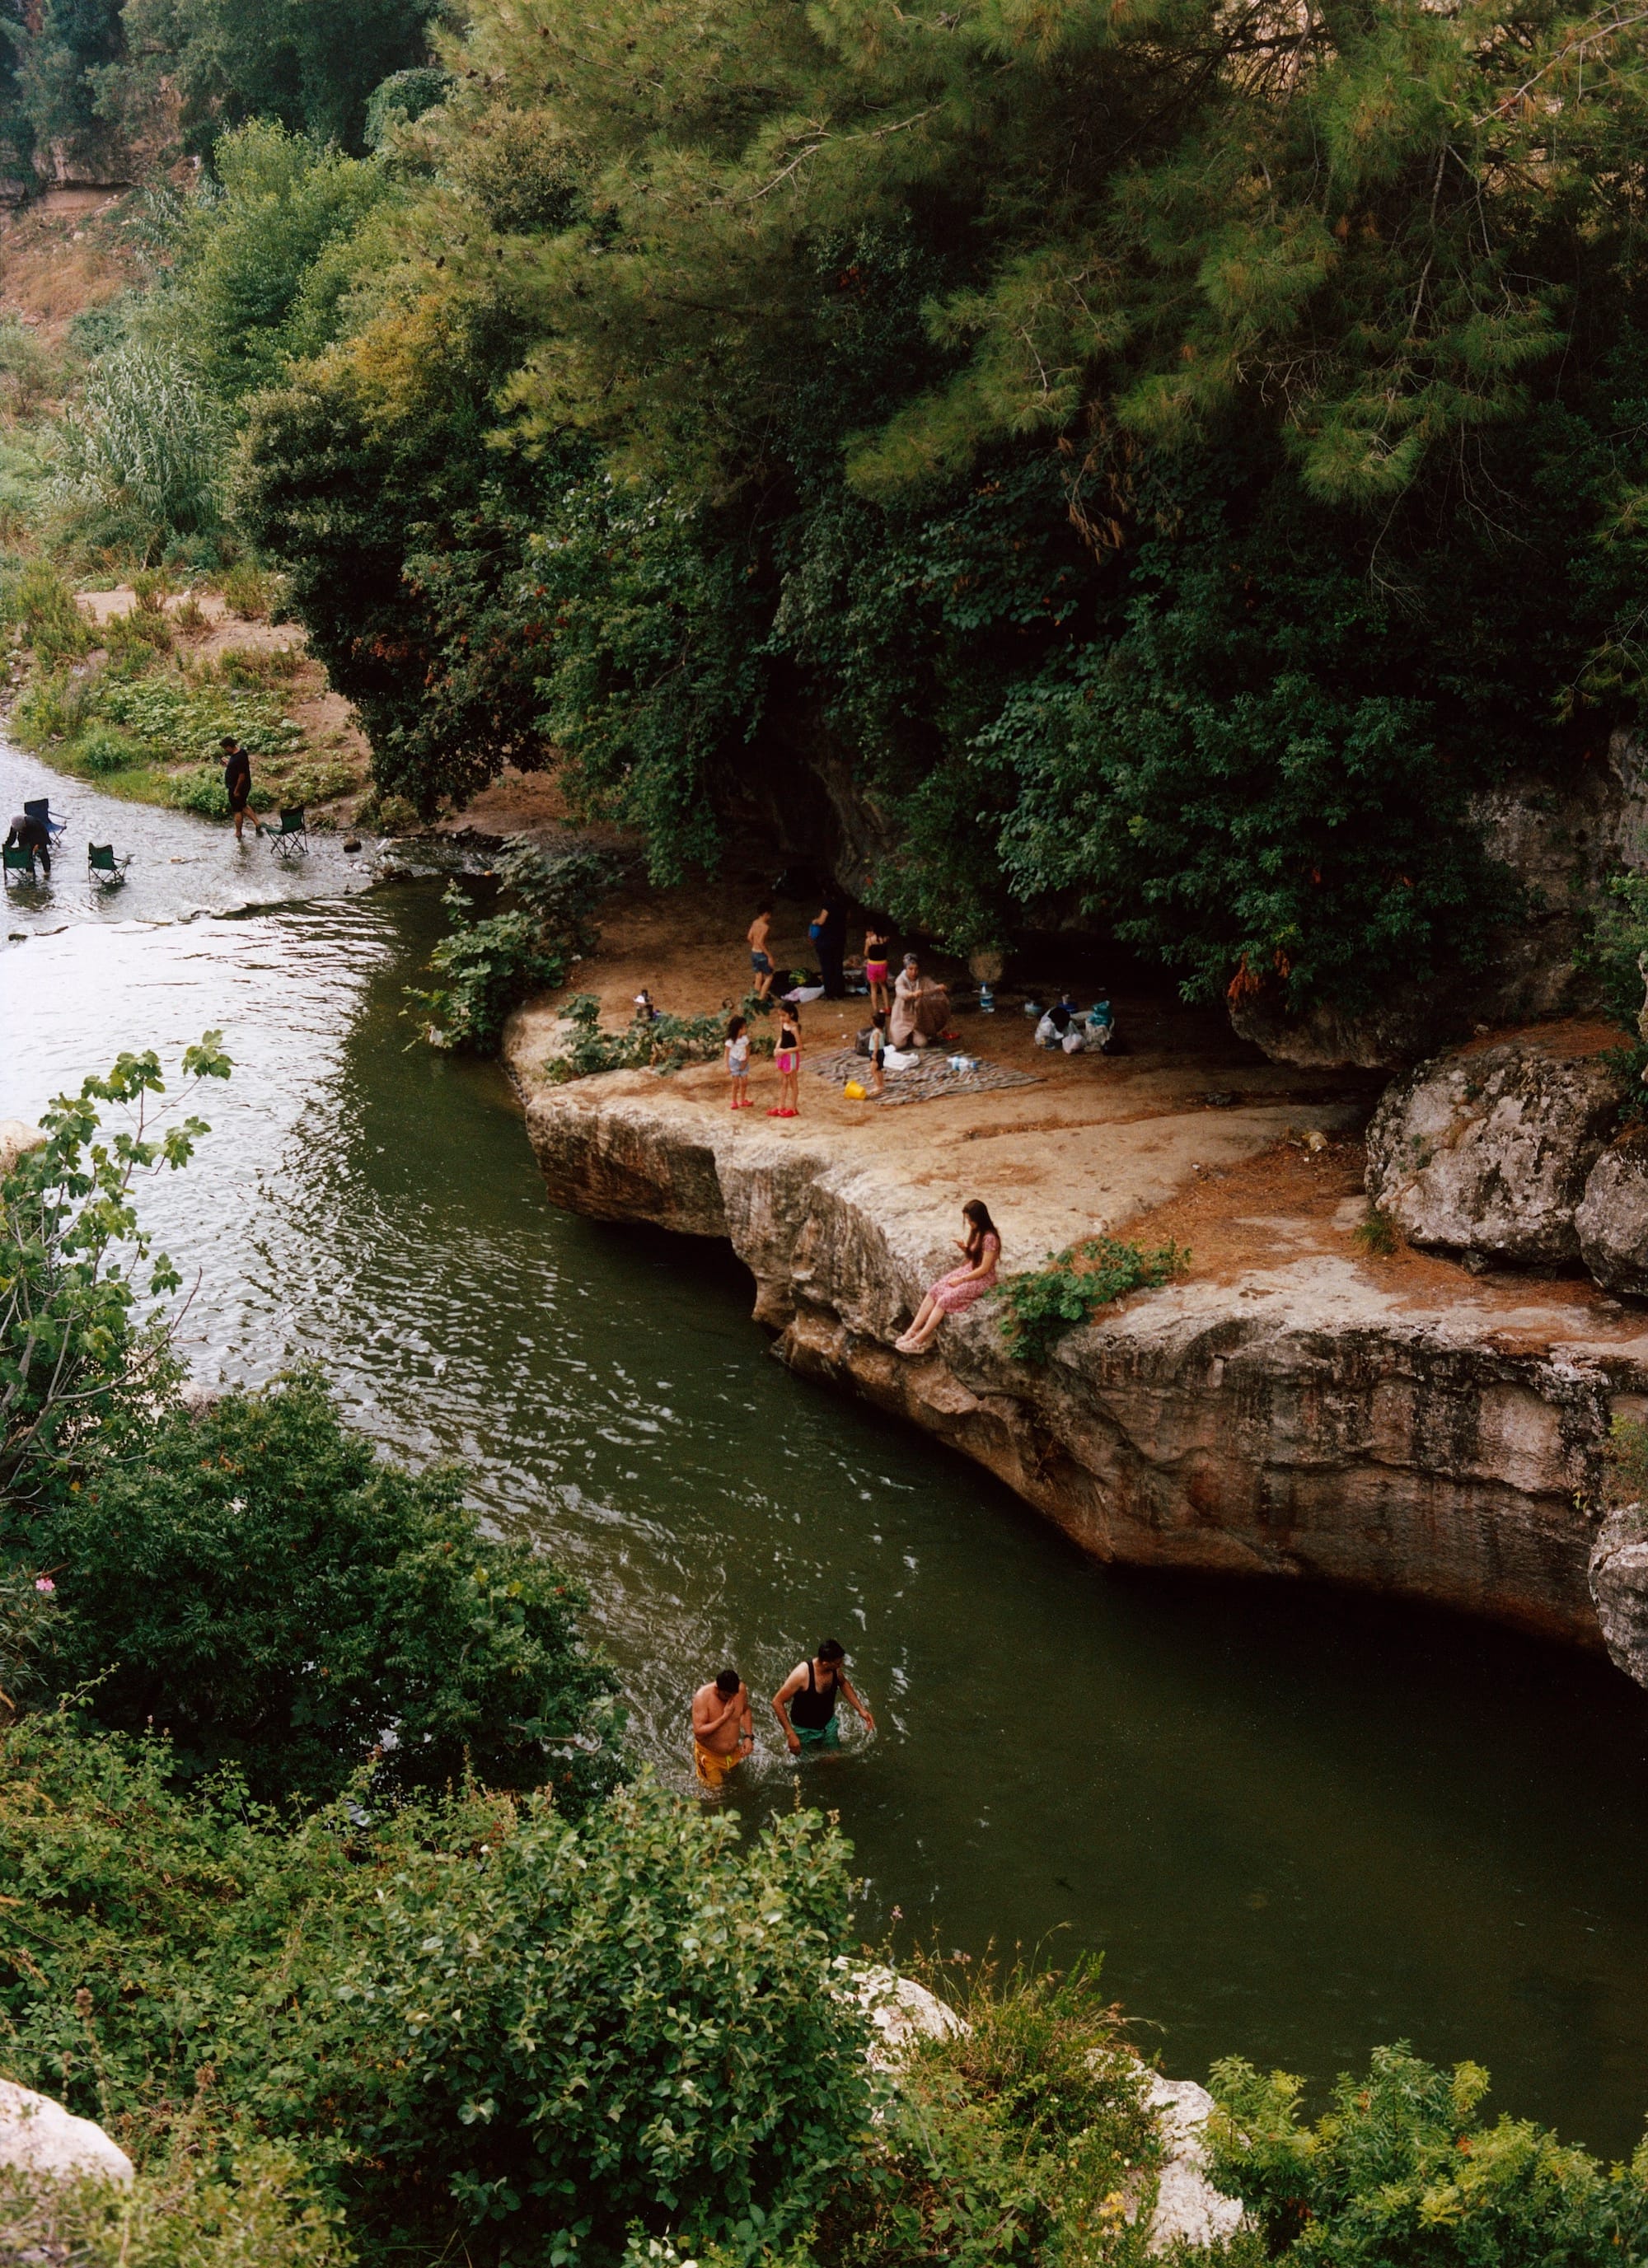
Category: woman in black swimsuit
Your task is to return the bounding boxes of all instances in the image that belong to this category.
[221,737,260,843]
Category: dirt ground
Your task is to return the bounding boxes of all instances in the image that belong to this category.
[0,189,140,344]
[507,865,1648,1337]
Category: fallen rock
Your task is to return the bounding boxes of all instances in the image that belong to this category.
[0,2081,132,2185]
[1590,1503,1648,1686]
[0,1120,44,1176]
[1365,1041,1620,1268]
[1576,1131,1648,1295]
[853,1966,967,2070]
[1140,2074,1247,2256]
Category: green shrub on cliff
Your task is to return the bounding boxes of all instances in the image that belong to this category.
[995,1239,1188,1366]
[1207,2044,1648,2266]
[545,993,775,1083]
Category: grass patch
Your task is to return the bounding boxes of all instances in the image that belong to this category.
[995,1237,1189,1364]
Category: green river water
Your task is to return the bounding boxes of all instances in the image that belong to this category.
[7,745,1648,2156]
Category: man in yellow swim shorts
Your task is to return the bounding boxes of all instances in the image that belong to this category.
[691,1667,753,1789]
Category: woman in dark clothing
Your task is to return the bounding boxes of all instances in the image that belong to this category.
[809,896,847,998]
[221,737,260,842]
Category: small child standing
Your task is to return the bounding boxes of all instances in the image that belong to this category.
[725,1014,751,1110]
[868,1009,887,1098]
[864,924,891,1017]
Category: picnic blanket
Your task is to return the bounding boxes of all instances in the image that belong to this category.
[811,1047,1040,1108]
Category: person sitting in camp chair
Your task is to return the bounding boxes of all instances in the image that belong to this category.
[4,812,50,879]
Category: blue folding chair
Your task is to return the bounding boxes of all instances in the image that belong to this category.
[22,797,64,846]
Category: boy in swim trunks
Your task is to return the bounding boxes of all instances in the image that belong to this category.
[692,1667,754,1789]
[747,904,775,999]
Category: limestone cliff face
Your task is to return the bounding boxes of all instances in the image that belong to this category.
[518,1074,1648,1678]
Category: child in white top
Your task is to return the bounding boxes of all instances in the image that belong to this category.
[725,1015,751,1110]
[868,1010,887,1098]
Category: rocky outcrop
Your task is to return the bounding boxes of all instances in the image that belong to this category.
[1576,1132,1648,1295]
[0,2082,132,2186]
[1589,1503,1648,1688]
[517,1074,1648,1680]
[1365,1040,1619,1268]
[1230,734,1648,1067]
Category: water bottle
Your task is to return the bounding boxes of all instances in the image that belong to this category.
[978,981,995,1014]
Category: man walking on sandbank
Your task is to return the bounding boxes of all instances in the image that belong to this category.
[772,1638,875,1756]
[692,1667,754,1789]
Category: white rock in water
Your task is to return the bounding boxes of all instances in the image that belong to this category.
[0,2081,133,2185]
[0,1120,44,1176]
[1140,2074,1247,2256]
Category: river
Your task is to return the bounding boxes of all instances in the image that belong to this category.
[7,745,1648,2157]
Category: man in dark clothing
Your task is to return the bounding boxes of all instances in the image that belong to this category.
[221,737,258,842]
[4,812,49,878]
[810,897,848,998]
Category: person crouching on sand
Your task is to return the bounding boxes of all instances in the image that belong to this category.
[692,1667,753,1789]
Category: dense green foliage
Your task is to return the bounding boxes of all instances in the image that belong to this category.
[30,1372,625,1807]
[1209,2044,1648,2264]
[0,1716,878,2266]
[0,2149,348,2268]
[995,1239,1188,1365]
[409,838,611,1052]
[211,0,1648,1012]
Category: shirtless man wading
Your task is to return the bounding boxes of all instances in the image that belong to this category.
[691,1667,754,1789]
[772,1638,875,1756]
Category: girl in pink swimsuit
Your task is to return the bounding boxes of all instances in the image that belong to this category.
[768,1007,802,1117]
[864,925,891,1016]
[896,1200,1000,1353]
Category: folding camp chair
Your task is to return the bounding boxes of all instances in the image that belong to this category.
[87,843,129,887]
[268,807,308,858]
[1,844,36,887]
[21,797,64,845]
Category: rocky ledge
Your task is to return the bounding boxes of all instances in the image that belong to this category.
[507,1030,1648,1690]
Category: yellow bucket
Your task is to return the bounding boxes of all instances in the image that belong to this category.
[843,1079,867,1101]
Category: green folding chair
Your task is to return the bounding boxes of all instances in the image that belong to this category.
[268,807,308,858]
[2,844,37,886]
[87,843,129,887]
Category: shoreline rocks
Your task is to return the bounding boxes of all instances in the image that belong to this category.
[0,2082,132,2186]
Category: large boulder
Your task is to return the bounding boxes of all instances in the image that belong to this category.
[1590,1503,1648,1686]
[0,2081,132,2185]
[1575,1131,1648,1295]
[1365,1039,1621,1268]
[1140,2075,1248,2256]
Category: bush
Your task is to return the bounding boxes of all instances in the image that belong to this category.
[546,993,774,1082]
[34,1371,625,1811]
[15,665,95,741]
[216,642,303,687]
[166,765,233,816]
[10,559,89,664]
[995,1239,1188,1364]
[0,2146,347,2268]
[819,1954,1163,2268]
[78,721,140,774]
[410,839,613,1053]
[1206,2043,1648,2266]
[277,1779,876,2264]
[0,1719,874,2268]
[222,561,274,620]
[0,1037,230,1506]
[52,347,226,546]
